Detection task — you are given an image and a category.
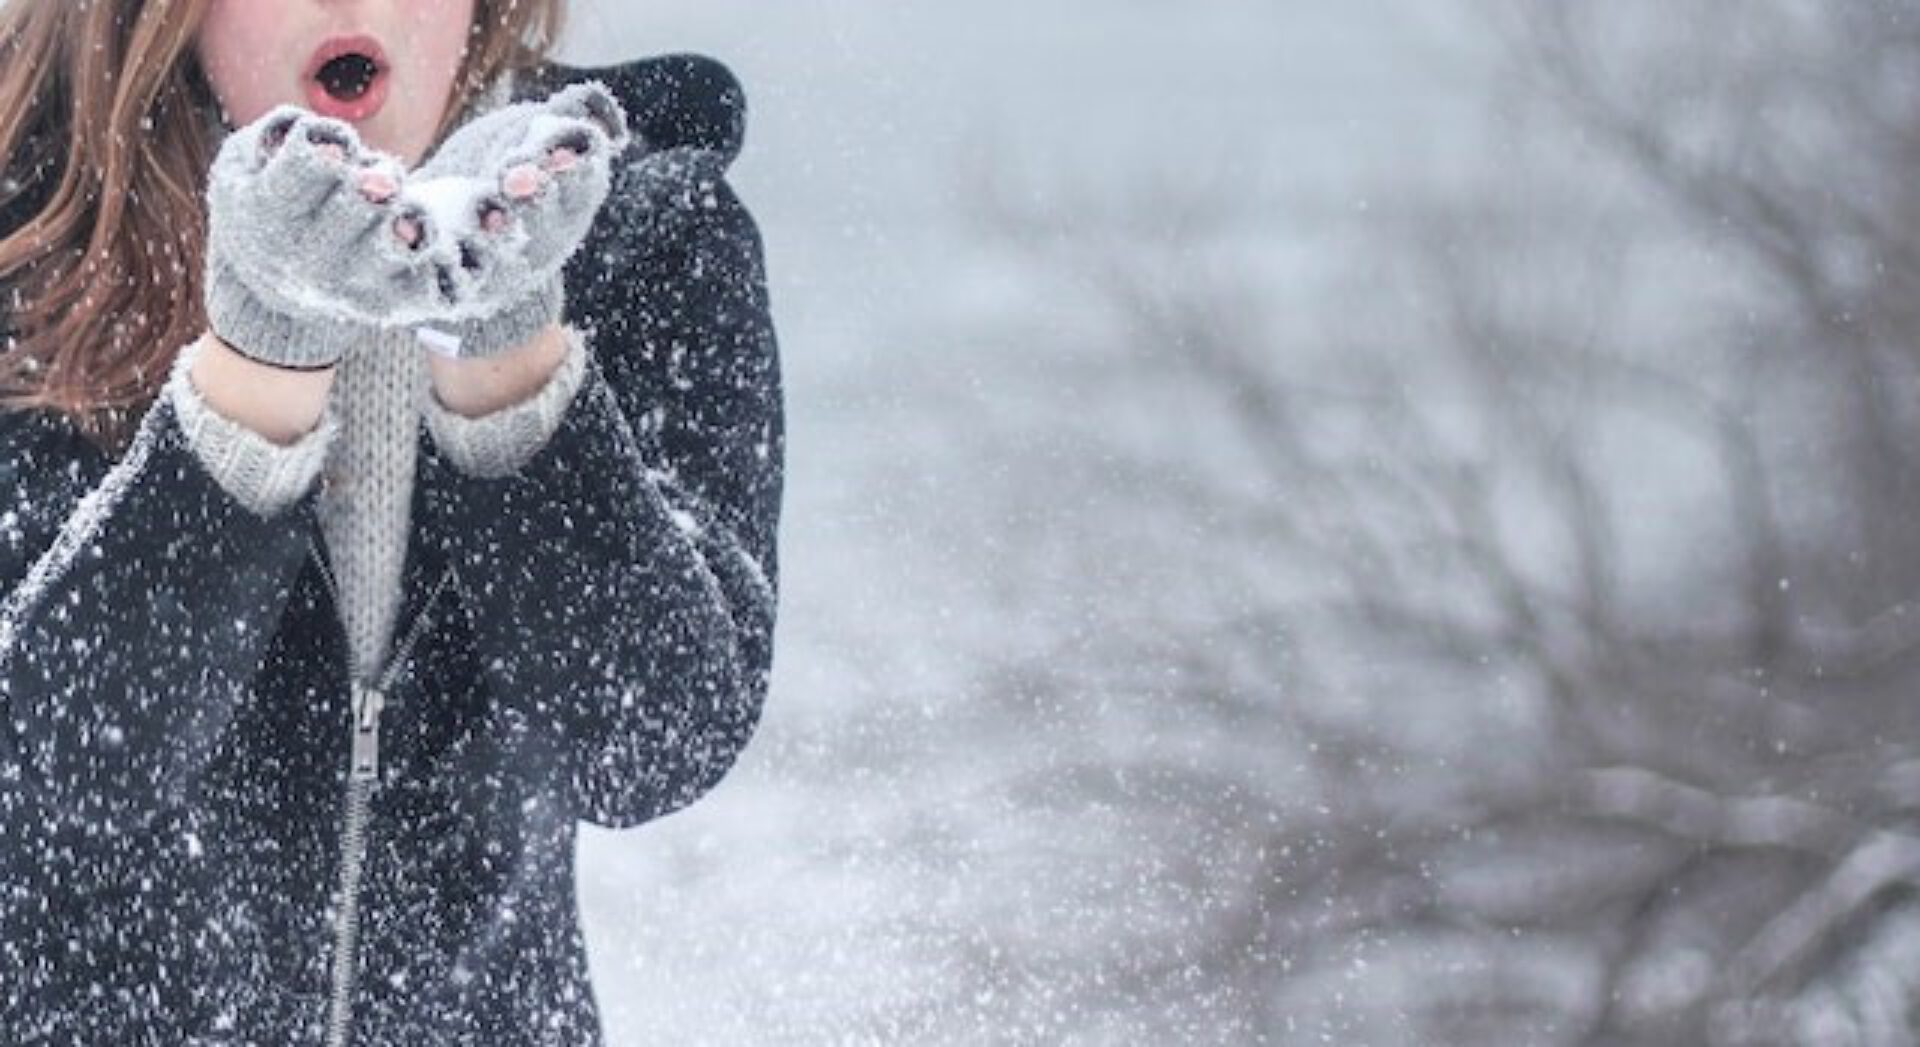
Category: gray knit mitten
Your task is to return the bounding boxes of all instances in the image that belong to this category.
[395,81,632,359]
[204,107,425,370]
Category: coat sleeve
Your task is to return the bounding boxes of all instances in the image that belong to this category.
[0,362,323,837]
[419,138,785,829]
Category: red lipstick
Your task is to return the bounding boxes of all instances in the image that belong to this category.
[304,34,390,122]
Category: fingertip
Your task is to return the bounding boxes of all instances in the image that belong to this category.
[256,109,304,158]
[393,213,425,249]
[503,164,548,199]
[357,169,398,202]
[549,80,629,149]
[571,80,630,145]
[479,197,512,233]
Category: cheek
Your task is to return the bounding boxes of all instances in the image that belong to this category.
[194,1,283,125]
[385,0,477,160]
[411,0,478,85]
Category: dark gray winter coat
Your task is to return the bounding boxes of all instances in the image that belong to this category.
[0,54,782,1045]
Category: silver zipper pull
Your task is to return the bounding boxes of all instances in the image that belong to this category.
[351,680,386,781]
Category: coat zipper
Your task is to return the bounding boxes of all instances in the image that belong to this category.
[307,531,456,1047]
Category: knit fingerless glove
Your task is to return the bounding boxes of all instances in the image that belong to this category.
[395,82,632,359]
[203,107,424,369]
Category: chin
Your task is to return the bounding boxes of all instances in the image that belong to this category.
[356,125,417,165]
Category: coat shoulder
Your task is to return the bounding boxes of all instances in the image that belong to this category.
[516,53,747,170]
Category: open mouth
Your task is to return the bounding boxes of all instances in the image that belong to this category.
[317,52,380,101]
[305,35,390,121]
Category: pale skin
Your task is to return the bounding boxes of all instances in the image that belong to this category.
[189,0,575,444]
[188,325,571,443]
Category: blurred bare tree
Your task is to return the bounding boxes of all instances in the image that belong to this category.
[894,1,1920,1044]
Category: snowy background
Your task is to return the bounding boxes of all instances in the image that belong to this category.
[557,1,1491,1041]
[560,2,1920,1044]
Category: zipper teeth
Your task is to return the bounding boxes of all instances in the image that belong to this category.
[309,532,457,1047]
[324,777,375,1047]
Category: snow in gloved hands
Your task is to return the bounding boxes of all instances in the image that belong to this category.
[400,81,632,357]
[204,81,631,363]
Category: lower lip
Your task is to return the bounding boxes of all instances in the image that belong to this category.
[305,70,389,122]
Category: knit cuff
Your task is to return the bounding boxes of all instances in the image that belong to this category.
[417,275,566,361]
[422,324,591,479]
[204,258,374,371]
[165,337,340,518]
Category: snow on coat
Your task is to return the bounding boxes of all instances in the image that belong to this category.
[0,53,784,1045]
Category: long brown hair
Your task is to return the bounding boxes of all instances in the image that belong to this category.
[0,0,568,454]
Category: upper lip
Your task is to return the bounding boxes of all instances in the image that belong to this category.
[304,34,389,83]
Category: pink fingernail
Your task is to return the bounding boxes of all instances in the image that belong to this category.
[358,171,397,202]
[503,165,547,199]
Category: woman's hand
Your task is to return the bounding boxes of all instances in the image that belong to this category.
[201,82,629,370]
[202,107,426,370]
[391,81,632,359]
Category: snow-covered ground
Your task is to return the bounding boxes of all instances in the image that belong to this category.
[556,3,1502,1042]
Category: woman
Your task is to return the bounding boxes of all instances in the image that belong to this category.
[0,1,783,1042]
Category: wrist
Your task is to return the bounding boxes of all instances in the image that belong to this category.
[426,322,571,418]
[188,331,337,445]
